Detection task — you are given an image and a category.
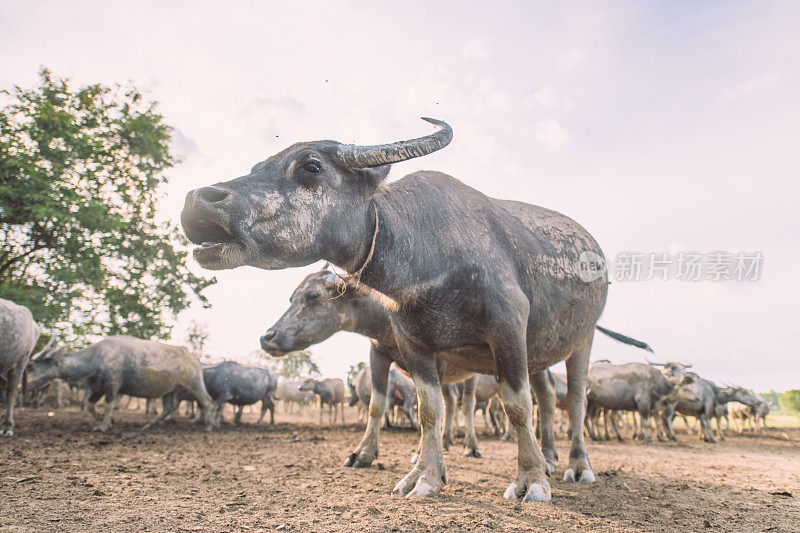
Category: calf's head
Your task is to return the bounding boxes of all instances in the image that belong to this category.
[181,118,452,271]
[648,360,692,387]
[260,270,355,356]
[299,379,318,393]
[25,344,67,392]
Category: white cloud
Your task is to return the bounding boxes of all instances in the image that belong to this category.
[720,72,782,102]
[535,118,571,150]
[524,87,573,111]
[558,49,584,70]
[462,38,490,61]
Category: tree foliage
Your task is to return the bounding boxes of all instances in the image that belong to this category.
[185,320,211,362]
[782,389,800,412]
[347,361,367,384]
[265,350,321,379]
[0,68,214,342]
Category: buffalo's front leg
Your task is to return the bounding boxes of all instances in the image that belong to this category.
[0,359,25,436]
[391,341,447,498]
[563,339,595,484]
[345,344,391,467]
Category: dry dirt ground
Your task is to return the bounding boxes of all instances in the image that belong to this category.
[1,404,798,532]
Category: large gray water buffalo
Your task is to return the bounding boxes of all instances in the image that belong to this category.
[26,335,217,431]
[665,373,750,442]
[585,361,692,442]
[181,118,652,501]
[299,377,346,425]
[259,270,485,462]
[0,298,42,436]
[177,361,278,425]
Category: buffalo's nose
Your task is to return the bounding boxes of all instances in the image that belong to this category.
[196,186,230,204]
[260,330,277,347]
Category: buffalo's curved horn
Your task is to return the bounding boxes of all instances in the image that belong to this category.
[645,357,663,367]
[336,117,453,168]
[31,337,57,361]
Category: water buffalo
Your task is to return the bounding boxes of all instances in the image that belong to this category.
[259,270,484,462]
[178,361,278,425]
[665,374,751,442]
[299,378,346,425]
[26,335,217,431]
[182,118,652,501]
[586,361,692,442]
[0,298,42,436]
[275,377,315,411]
[730,392,771,433]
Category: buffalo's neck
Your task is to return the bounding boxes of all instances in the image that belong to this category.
[59,352,94,382]
[345,197,441,305]
[347,298,395,346]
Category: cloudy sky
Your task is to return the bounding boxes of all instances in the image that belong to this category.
[2,1,798,390]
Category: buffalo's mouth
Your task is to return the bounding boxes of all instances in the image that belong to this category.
[182,212,247,269]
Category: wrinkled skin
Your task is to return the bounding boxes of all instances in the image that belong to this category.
[27,336,217,432]
[183,120,623,501]
[585,362,692,443]
[0,298,41,436]
[299,378,346,426]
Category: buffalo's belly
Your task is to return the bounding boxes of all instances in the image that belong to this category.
[589,390,639,411]
[118,368,181,398]
[440,346,497,375]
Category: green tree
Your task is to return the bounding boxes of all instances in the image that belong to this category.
[185,320,211,363]
[0,68,214,342]
[347,361,367,384]
[783,389,800,413]
[265,350,321,379]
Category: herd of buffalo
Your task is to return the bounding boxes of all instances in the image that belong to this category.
[0,119,775,504]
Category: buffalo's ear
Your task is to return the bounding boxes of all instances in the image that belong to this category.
[352,165,391,190]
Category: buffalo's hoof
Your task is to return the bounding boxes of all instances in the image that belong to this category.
[392,466,447,498]
[92,425,110,432]
[563,467,595,484]
[344,452,375,468]
[503,480,551,502]
[463,447,482,459]
[544,460,556,477]
[0,428,14,437]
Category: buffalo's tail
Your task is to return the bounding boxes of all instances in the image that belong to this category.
[595,325,654,353]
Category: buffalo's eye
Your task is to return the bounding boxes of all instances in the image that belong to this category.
[306,292,320,301]
[302,160,322,174]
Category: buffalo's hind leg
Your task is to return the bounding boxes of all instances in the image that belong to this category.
[490,313,551,502]
[530,370,558,476]
[461,376,482,458]
[563,338,596,484]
